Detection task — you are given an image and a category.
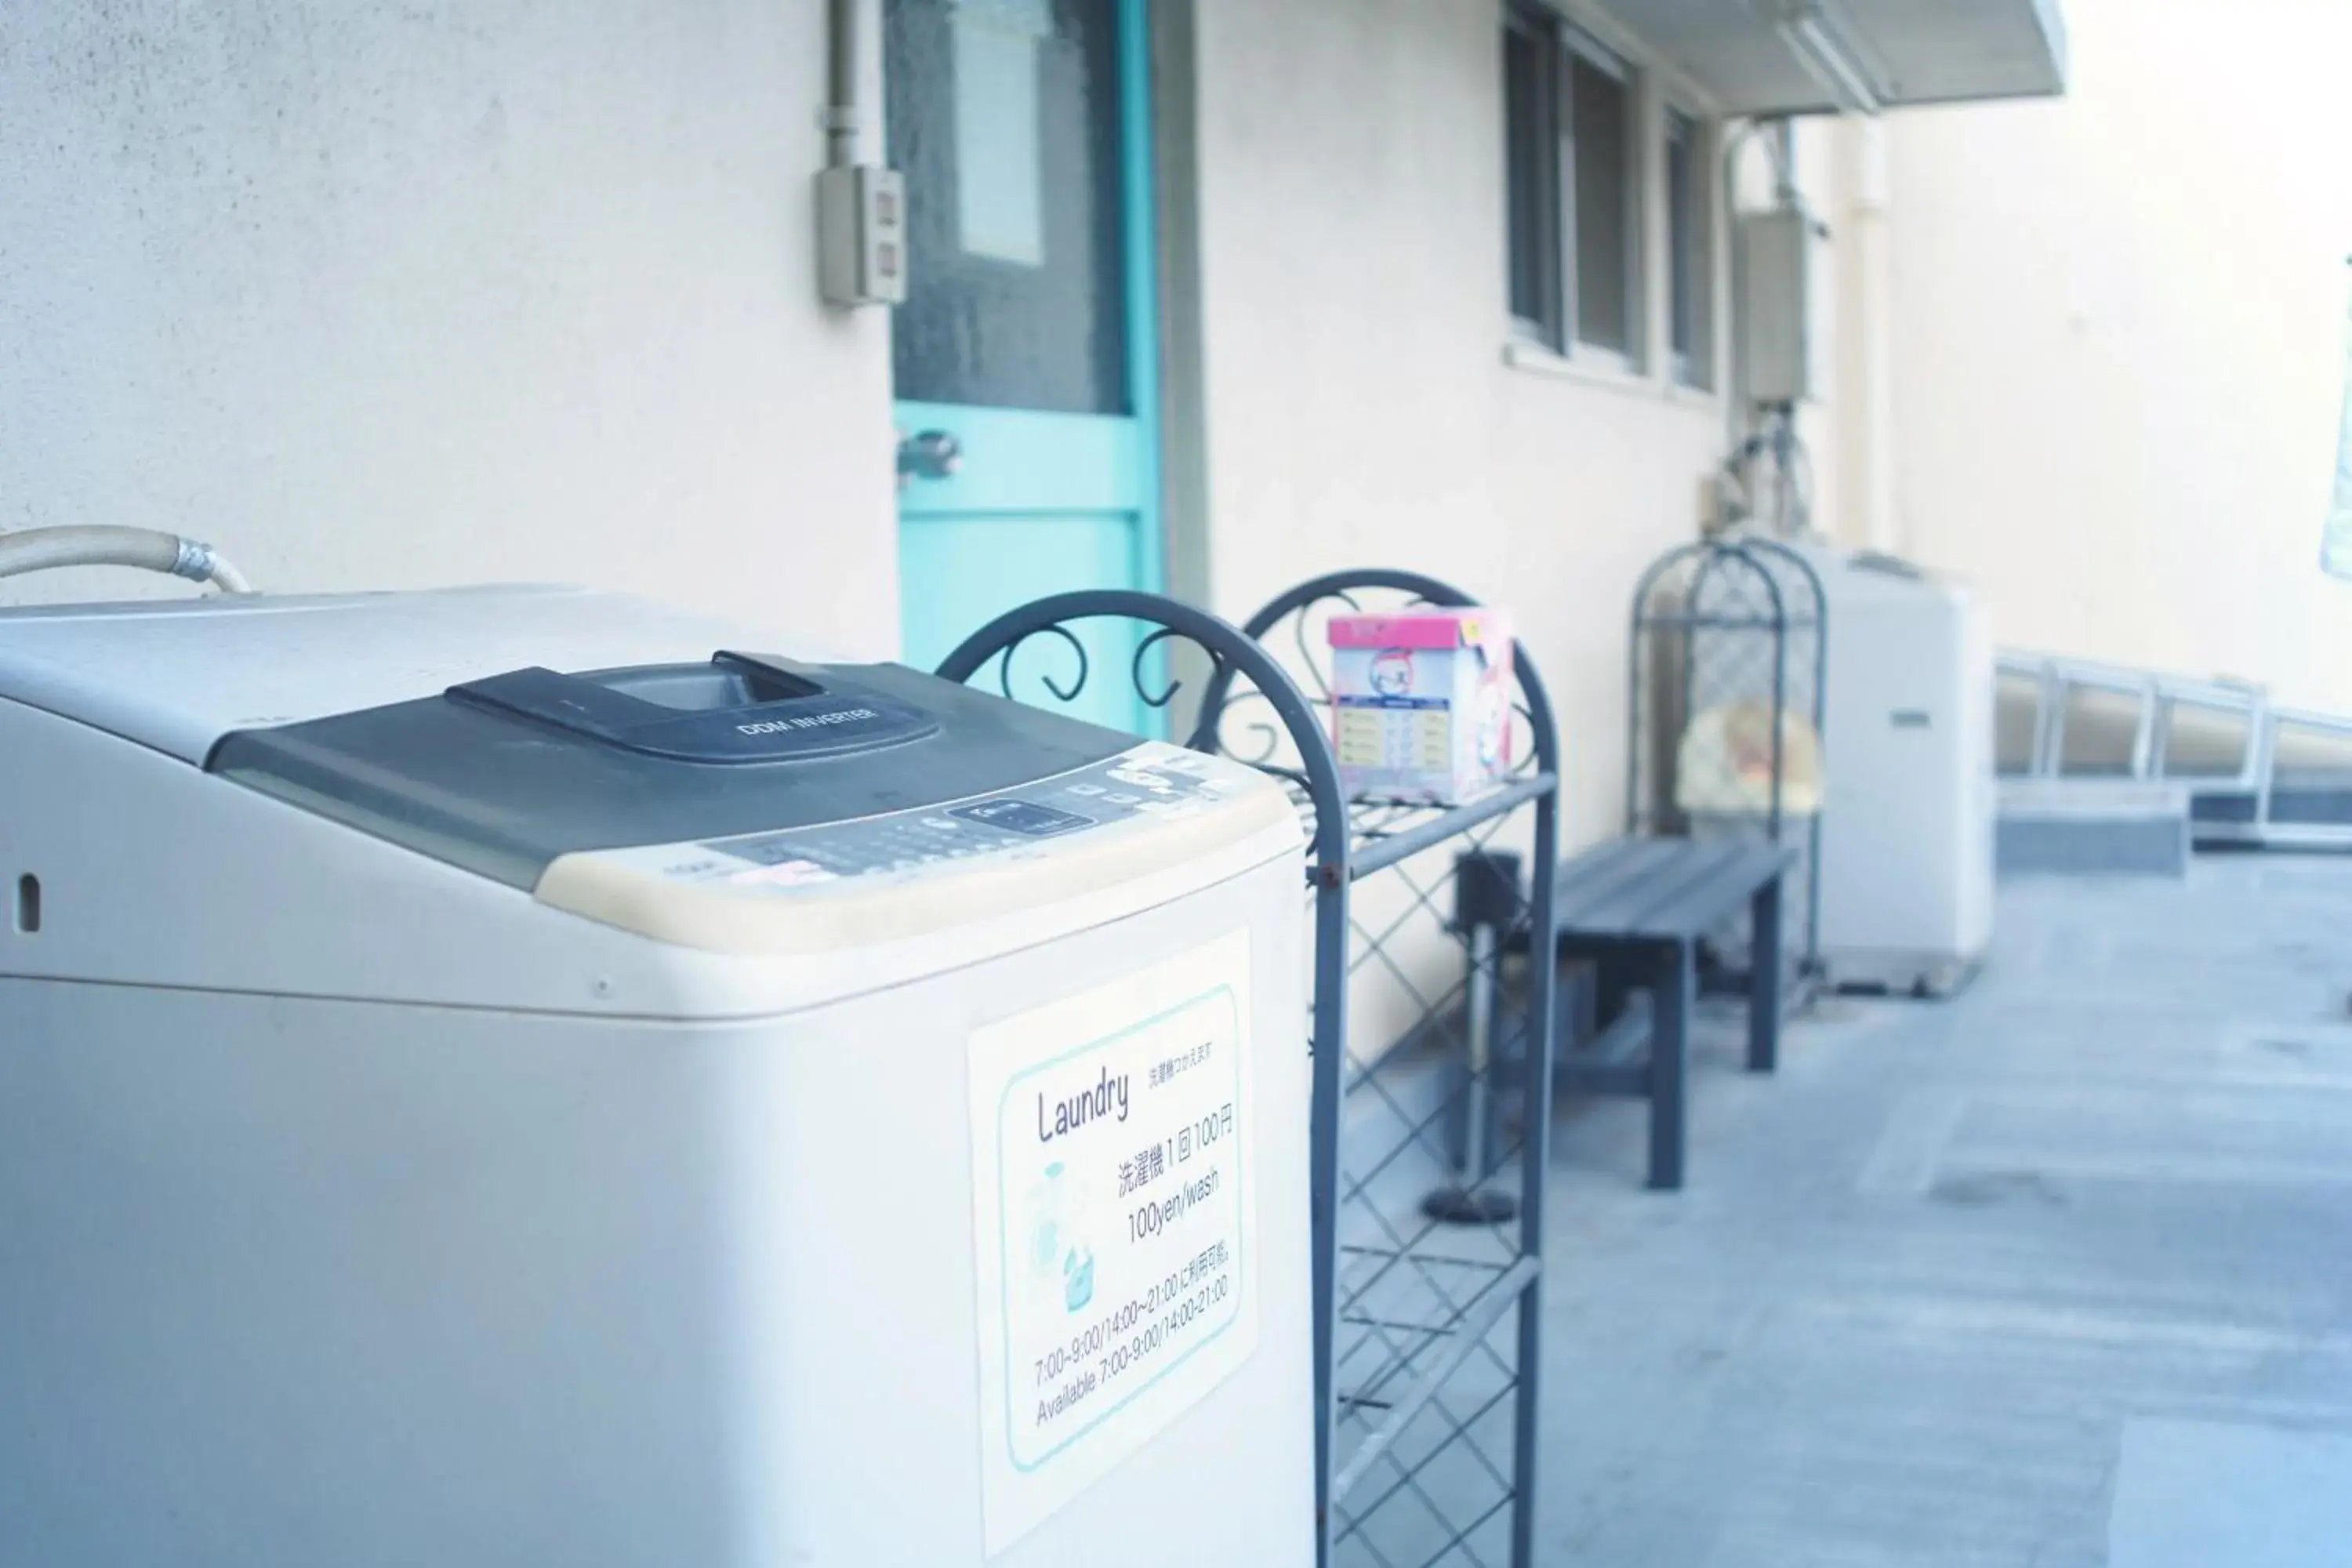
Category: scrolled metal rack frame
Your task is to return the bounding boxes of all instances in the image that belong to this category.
[938,573,1561,1568]
[1628,533,1828,983]
[1211,569,1559,1568]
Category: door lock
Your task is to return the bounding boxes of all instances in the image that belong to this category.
[896,429,963,486]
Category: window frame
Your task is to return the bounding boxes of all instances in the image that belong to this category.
[1501,2,1646,370]
[1663,103,1715,390]
[1561,25,1641,370]
[1503,3,1563,349]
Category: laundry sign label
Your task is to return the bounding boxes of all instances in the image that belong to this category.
[967,930,1258,1557]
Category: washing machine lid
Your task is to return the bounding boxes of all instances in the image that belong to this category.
[0,583,1156,884]
[0,585,1305,953]
[0,585,819,764]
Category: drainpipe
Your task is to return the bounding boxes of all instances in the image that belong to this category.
[1770,119,1798,205]
[1831,115,1897,554]
[1770,120,1811,540]
[825,0,862,167]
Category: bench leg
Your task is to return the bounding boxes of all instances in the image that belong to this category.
[1648,941,1693,1191]
[1748,875,1783,1073]
[1553,953,1599,1058]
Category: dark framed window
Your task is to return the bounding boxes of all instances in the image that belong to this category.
[1503,6,1561,343]
[1664,107,1712,388]
[1501,4,1642,365]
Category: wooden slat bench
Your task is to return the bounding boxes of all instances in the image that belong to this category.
[1545,836,1795,1190]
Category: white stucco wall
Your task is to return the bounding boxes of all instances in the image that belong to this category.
[1186,0,1733,851]
[4,0,1781,797]
[1181,0,1762,1058]
[0,0,899,658]
[1878,0,2352,709]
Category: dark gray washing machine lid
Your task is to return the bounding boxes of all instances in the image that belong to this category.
[209,652,1137,890]
[209,652,1136,890]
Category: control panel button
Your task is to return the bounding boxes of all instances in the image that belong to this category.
[948,799,1093,838]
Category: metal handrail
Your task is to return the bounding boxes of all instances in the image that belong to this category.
[1996,649,2352,848]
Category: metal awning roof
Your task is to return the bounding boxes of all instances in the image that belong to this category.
[1595,0,2068,116]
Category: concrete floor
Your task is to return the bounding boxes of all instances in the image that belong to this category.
[1534,854,2352,1567]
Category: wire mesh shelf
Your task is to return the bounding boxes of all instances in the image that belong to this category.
[1221,571,1559,1568]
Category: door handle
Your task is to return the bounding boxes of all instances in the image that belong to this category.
[896,429,963,486]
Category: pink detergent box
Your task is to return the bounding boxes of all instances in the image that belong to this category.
[1327,608,1515,804]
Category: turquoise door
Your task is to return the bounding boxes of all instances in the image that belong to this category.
[886,0,1162,735]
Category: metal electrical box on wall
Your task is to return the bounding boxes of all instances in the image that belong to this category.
[817,163,908,307]
[1738,207,1815,404]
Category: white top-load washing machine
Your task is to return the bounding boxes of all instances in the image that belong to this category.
[0,586,1313,1568]
[1780,539,1997,994]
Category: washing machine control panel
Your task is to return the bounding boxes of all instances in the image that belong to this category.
[534,739,1301,952]
[677,742,1269,889]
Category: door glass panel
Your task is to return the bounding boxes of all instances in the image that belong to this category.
[887,0,1128,416]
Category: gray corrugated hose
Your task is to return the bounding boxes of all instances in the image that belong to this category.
[0,527,253,593]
